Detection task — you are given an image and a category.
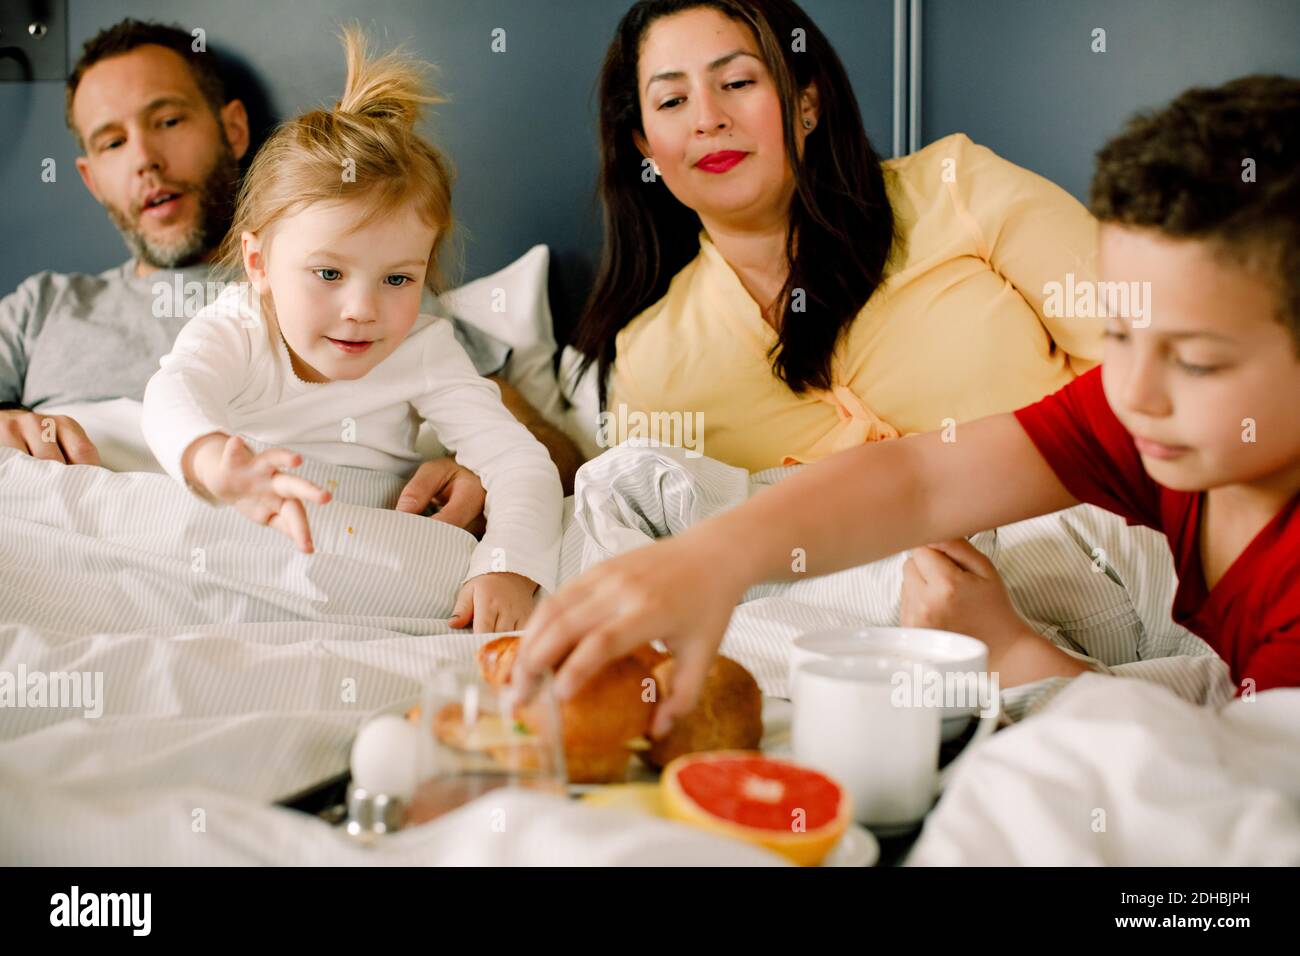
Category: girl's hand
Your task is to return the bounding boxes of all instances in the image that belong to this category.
[450,572,540,633]
[513,535,746,739]
[186,434,331,553]
[900,538,1038,661]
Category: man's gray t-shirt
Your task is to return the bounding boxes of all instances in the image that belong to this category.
[0,260,512,409]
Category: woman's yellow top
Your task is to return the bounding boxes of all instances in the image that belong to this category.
[608,133,1103,472]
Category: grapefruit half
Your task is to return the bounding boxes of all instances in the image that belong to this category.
[660,751,851,866]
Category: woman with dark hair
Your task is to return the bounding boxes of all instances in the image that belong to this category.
[573,0,1100,472]
[517,0,1114,728]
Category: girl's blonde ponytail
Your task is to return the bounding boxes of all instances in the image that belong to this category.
[334,24,444,127]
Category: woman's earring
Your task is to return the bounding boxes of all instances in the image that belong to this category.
[802,117,813,130]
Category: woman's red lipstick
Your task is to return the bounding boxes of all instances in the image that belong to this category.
[695,151,748,173]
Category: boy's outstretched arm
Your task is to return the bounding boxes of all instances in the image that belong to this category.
[517,412,1081,730]
[718,411,1079,584]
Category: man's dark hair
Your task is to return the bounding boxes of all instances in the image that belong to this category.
[65,18,228,148]
[1090,74,1300,346]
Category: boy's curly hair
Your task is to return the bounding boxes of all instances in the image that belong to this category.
[1090,74,1300,350]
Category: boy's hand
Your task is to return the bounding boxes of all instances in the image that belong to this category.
[185,433,331,553]
[901,538,1094,686]
[900,538,1038,657]
[449,571,540,633]
[512,534,744,739]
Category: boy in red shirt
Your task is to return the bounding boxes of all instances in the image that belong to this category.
[517,75,1300,732]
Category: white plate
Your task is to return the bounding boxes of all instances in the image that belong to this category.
[822,822,880,867]
[759,696,793,755]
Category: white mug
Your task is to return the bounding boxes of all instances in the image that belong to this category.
[788,626,991,742]
[792,655,997,831]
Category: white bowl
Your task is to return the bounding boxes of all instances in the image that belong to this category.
[788,627,991,741]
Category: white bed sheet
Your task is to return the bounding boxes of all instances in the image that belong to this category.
[0,442,1265,865]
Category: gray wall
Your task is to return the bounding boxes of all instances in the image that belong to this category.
[5,0,1297,342]
[0,0,895,342]
[921,0,1300,202]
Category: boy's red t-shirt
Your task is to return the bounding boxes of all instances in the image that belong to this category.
[1013,366,1300,692]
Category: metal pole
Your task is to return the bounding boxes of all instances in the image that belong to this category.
[908,0,923,153]
[892,0,907,157]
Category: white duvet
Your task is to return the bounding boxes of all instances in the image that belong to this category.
[1,431,1292,865]
[908,675,1300,865]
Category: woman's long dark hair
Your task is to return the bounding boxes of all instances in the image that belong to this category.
[573,0,897,408]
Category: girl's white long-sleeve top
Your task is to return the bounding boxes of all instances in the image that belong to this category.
[142,283,562,592]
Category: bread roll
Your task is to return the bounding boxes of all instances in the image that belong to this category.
[522,651,655,783]
[642,655,764,769]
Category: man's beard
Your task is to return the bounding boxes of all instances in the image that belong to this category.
[106,139,241,270]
